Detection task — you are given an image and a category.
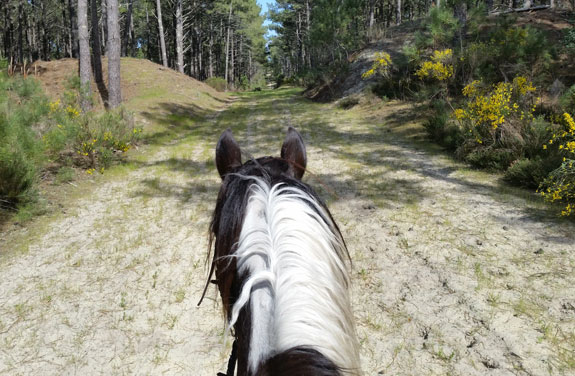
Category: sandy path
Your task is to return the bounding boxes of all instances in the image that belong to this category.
[1,89,574,375]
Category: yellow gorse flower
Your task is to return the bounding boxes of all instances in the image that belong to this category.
[49,99,61,113]
[540,113,575,216]
[66,106,80,117]
[462,80,481,97]
[453,77,538,147]
[362,52,392,79]
[415,49,453,81]
[547,113,575,153]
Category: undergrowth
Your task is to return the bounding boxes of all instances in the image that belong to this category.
[0,70,141,218]
[363,9,575,217]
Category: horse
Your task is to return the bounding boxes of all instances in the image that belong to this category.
[204,127,360,376]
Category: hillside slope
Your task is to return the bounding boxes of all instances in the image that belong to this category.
[32,57,228,111]
[306,10,574,102]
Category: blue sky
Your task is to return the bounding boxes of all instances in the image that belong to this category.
[256,0,276,38]
[257,0,272,16]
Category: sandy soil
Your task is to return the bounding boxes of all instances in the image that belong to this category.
[1,89,574,375]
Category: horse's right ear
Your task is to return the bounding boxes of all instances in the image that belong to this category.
[216,128,242,179]
[281,126,307,180]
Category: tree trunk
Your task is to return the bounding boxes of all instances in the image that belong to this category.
[91,0,103,84]
[486,0,494,13]
[225,0,233,86]
[106,0,122,108]
[306,0,311,68]
[248,48,252,82]
[230,30,234,85]
[68,0,78,57]
[145,2,152,60]
[208,21,214,78]
[175,0,184,73]
[18,2,23,63]
[396,0,402,25]
[122,0,133,56]
[25,3,34,62]
[40,0,48,60]
[368,0,375,38]
[6,5,14,61]
[453,2,467,50]
[156,0,168,67]
[197,28,203,79]
[101,0,107,54]
[78,0,92,112]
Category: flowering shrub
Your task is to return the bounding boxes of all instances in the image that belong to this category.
[362,52,392,79]
[453,76,537,145]
[44,90,142,170]
[415,49,453,81]
[539,113,575,216]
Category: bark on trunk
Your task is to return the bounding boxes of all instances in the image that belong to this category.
[78,0,92,112]
[368,0,375,38]
[175,0,184,73]
[101,0,107,54]
[230,30,234,85]
[91,0,103,84]
[122,0,133,56]
[156,0,168,67]
[18,2,23,63]
[68,0,78,57]
[106,0,122,108]
[225,0,233,86]
[208,22,213,78]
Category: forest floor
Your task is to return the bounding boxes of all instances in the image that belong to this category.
[1,86,574,375]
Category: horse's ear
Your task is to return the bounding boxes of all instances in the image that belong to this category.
[281,126,307,180]
[216,128,242,179]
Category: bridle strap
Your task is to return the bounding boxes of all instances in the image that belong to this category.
[217,339,238,376]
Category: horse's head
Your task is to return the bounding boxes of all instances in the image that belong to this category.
[210,127,310,314]
[215,126,307,182]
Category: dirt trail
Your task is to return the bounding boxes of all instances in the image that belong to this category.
[1,88,574,375]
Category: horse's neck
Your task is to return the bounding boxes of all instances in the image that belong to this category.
[230,181,359,374]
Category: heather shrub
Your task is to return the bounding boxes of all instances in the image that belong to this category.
[205,77,227,92]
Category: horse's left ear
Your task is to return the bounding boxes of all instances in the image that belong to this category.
[281,126,307,180]
[216,128,242,179]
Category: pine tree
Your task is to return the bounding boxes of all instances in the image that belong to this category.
[78,0,92,112]
[107,0,122,108]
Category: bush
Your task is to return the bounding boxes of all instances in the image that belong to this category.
[539,159,575,216]
[43,104,140,169]
[424,100,463,151]
[467,21,552,86]
[0,75,46,208]
[537,112,575,216]
[338,97,359,110]
[0,140,39,208]
[205,77,227,92]
[562,27,575,57]
[463,147,516,170]
[55,166,75,184]
[453,77,537,149]
[505,156,560,188]
[417,7,458,49]
[560,85,575,112]
[0,73,142,215]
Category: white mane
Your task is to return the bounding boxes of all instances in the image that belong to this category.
[226,177,360,374]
